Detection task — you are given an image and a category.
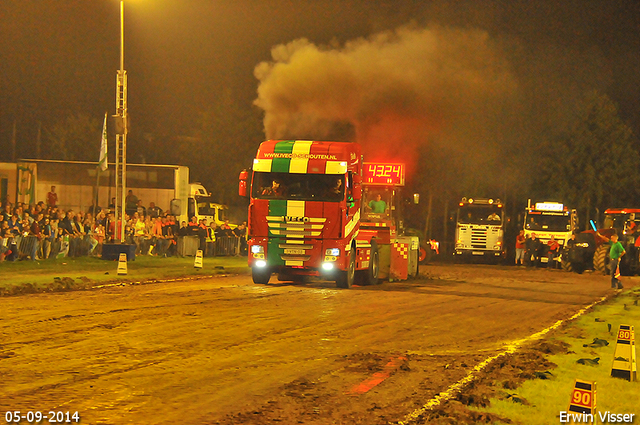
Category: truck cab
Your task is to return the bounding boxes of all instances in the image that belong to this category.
[454,197,505,260]
[523,200,577,264]
[171,183,232,227]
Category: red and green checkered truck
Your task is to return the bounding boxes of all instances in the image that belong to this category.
[239,140,419,288]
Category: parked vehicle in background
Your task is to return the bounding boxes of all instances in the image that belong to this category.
[592,208,640,275]
[453,197,505,261]
[523,200,577,265]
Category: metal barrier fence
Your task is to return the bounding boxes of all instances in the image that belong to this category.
[158,235,246,257]
[2,234,248,260]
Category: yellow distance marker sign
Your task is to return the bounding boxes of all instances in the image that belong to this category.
[611,324,637,381]
[568,379,596,417]
[117,252,128,275]
[194,249,203,269]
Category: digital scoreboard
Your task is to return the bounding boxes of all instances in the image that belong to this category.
[363,163,405,186]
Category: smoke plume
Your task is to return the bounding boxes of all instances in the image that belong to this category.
[254,25,518,169]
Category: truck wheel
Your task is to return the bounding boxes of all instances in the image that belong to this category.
[336,248,356,289]
[252,267,271,284]
[593,244,611,275]
[560,250,573,272]
[363,240,380,285]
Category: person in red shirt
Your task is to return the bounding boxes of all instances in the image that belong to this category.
[547,235,560,268]
[46,186,58,208]
[515,230,526,265]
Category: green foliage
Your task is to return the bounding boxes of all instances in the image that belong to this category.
[45,113,102,161]
[535,91,640,213]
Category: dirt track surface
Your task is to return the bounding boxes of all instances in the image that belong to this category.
[0,264,626,424]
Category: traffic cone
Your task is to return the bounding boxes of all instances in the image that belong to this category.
[611,324,637,381]
[117,252,128,275]
[194,250,203,269]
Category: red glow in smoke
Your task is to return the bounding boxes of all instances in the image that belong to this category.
[354,111,443,176]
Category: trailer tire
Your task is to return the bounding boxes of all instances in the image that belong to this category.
[252,267,271,284]
[336,248,356,289]
[593,244,611,275]
[362,240,380,285]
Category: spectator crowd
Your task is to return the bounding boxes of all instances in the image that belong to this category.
[0,189,247,262]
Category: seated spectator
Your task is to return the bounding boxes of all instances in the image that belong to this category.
[8,213,22,235]
[133,217,148,254]
[136,200,147,218]
[162,216,177,257]
[0,228,11,262]
[148,202,163,219]
[149,217,167,256]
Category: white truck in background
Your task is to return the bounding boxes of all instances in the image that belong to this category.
[523,200,577,263]
[454,197,505,260]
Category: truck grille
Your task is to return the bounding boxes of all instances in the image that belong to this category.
[471,229,487,249]
[266,216,326,239]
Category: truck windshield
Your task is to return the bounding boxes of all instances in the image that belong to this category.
[525,213,570,232]
[252,172,345,201]
[196,196,226,219]
[458,205,502,225]
[603,214,628,232]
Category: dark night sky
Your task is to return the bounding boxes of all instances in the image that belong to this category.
[2,0,640,164]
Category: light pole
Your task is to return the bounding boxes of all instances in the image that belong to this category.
[114,0,128,242]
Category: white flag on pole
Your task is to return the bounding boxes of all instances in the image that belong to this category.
[99,112,108,171]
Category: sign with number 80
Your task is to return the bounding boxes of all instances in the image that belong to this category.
[618,329,632,340]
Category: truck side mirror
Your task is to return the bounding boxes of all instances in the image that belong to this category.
[351,174,362,200]
[239,169,249,197]
[352,184,361,200]
[170,199,182,216]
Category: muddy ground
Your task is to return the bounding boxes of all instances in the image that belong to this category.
[0,264,627,424]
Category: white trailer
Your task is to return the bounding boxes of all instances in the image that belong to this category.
[10,159,231,226]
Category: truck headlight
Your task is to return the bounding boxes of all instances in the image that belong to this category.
[322,263,335,271]
[251,245,264,254]
[325,248,340,256]
[255,260,267,268]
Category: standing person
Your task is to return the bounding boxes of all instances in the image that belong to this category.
[206,222,217,256]
[125,190,138,216]
[197,218,208,252]
[233,221,248,255]
[515,230,526,266]
[609,233,625,289]
[525,233,542,267]
[547,235,560,268]
[46,186,58,208]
